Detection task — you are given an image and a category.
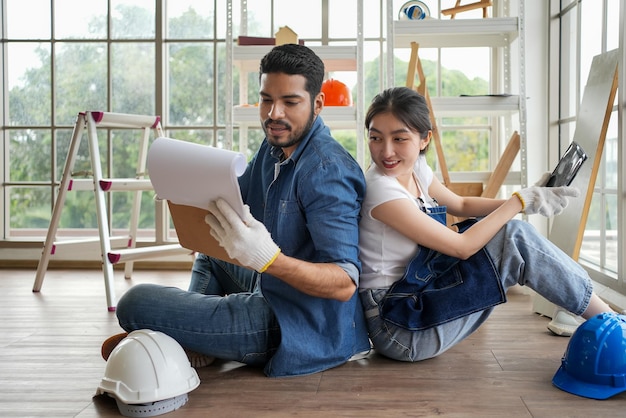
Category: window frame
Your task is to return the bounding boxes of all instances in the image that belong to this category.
[549,0,625,298]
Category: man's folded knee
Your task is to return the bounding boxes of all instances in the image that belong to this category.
[116,283,156,320]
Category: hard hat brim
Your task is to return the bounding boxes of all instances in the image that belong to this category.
[552,365,626,400]
[114,394,189,417]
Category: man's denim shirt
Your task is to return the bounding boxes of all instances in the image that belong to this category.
[238,116,370,377]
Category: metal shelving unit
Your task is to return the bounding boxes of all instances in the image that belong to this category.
[386,0,527,189]
[225,0,366,166]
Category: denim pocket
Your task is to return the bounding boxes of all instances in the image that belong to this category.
[276,199,306,253]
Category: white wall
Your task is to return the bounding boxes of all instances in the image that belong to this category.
[522,0,551,235]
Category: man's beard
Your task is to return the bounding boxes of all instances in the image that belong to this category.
[263,111,316,149]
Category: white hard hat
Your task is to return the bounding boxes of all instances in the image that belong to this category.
[96,329,200,417]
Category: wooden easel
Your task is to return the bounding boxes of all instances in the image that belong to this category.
[549,50,619,260]
[533,49,619,318]
[407,42,455,192]
[406,42,475,226]
[442,0,492,19]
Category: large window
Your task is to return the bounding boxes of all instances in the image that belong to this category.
[552,0,624,295]
[3,0,226,242]
[8,0,620,291]
[2,0,501,249]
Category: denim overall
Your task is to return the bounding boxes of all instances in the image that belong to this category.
[379,200,506,331]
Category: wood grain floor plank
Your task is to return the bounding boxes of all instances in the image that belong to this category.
[1,268,624,417]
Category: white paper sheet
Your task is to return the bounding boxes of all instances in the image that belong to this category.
[147,137,247,218]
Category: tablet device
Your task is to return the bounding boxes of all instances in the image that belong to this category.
[545,141,588,187]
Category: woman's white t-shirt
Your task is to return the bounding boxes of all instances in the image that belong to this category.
[359,155,434,290]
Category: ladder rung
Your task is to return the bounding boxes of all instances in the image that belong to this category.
[99,179,153,191]
[68,178,153,191]
[68,179,95,191]
[51,236,131,255]
[88,111,161,129]
[107,244,191,264]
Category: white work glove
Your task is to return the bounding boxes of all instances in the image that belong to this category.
[512,186,580,217]
[205,198,281,272]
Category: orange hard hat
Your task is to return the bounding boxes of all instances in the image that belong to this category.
[321,79,353,106]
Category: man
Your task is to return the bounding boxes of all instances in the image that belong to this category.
[103,44,370,377]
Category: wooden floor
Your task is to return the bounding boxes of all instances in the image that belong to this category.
[1,268,623,418]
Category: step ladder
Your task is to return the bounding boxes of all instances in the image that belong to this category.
[33,111,192,311]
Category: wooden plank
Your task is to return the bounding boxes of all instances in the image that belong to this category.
[405,42,418,89]
[482,131,520,198]
[442,0,493,18]
[409,42,452,187]
[4,269,625,417]
[449,182,484,196]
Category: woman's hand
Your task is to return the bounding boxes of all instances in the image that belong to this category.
[512,186,580,217]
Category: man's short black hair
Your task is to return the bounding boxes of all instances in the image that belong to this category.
[259,44,325,101]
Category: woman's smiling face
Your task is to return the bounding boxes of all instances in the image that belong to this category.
[367,112,428,178]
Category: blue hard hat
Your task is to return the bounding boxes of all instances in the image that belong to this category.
[552,312,626,399]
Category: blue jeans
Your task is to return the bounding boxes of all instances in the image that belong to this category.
[360,219,594,362]
[115,253,281,366]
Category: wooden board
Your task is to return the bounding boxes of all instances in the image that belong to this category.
[442,0,492,19]
[8,269,619,418]
[548,49,619,259]
[449,182,484,196]
[407,42,452,187]
[482,131,520,198]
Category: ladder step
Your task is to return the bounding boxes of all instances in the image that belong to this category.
[99,179,153,191]
[51,236,131,255]
[68,179,95,191]
[88,111,161,129]
[69,178,153,191]
[107,244,191,264]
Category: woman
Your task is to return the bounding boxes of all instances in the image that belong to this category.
[358,86,616,362]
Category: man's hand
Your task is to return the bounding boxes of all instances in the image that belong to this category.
[205,198,281,272]
[512,186,580,217]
